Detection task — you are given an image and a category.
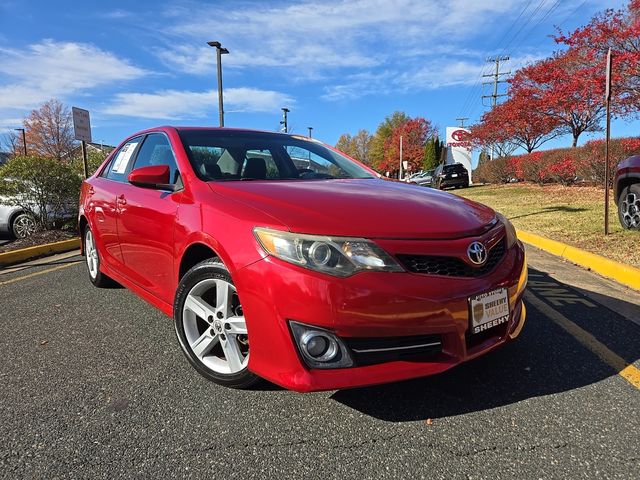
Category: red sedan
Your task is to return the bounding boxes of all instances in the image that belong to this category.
[79,127,527,392]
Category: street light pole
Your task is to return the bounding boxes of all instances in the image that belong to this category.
[14,128,27,156]
[207,41,229,127]
[280,108,289,133]
[307,126,313,138]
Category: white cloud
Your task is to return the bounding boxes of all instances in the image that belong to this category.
[322,52,547,101]
[104,88,295,119]
[0,40,147,110]
[156,0,523,76]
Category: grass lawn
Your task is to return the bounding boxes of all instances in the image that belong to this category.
[452,183,640,269]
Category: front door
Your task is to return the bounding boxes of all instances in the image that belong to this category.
[116,133,181,303]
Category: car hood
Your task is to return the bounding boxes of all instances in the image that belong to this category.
[209,179,496,239]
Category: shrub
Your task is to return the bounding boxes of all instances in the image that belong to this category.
[474,156,513,183]
[482,136,640,186]
[0,156,82,230]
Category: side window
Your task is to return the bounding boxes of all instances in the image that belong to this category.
[133,134,180,184]
[105,137,142,182]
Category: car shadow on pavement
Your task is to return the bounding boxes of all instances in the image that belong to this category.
[510,205,587,220]
[330,268,640,422]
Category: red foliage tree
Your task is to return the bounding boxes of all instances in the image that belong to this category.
[510,50,606,147]
[555,1,640,116]
[379,117,435,175]
[471,90,559,154]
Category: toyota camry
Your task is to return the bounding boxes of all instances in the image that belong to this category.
[79,127,527,392]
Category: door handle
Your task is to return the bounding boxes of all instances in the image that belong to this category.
[87,185,95,195]
[117,194,127,205]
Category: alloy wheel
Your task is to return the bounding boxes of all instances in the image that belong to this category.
[182,278,249,374]
[621,191,640,228]
[85,229,99,279]
[12,214,36,238]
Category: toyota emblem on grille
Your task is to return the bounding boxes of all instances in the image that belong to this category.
[467,242,487,266]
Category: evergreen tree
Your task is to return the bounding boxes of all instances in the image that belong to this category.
[423,138,438,171]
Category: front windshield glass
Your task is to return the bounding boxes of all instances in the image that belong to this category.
[178,130,375,181]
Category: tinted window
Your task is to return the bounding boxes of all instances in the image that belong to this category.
[132,134,180,184]
[105,137,142,182]
[178,130,375,182]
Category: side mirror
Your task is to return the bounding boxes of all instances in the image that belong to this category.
[128,165,175,191]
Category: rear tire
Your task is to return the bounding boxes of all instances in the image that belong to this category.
[84,225,114,287]
[11,212,36,238]
[618,183,640,230]
[174,259,260,389]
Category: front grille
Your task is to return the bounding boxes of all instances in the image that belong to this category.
[344,334,442,366]
[397,238,506,278]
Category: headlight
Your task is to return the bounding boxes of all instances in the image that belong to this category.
[496,212,517,248]
[254,227,404,277]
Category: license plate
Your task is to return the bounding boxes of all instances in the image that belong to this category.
[469,288,509,334]
[451,173,458,177]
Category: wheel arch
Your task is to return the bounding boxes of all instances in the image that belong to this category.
[616,174,640,204]
[178,242,222,281]
[7,207,25,229]
[78,215,88,255]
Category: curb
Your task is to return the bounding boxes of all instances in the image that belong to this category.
[516,229,640,292]
[0,238,80,267]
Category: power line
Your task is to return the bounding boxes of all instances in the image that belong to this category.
[458,0,539,120]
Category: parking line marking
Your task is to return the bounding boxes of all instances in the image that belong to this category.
[0,261,81,287]
[524,291,640,391]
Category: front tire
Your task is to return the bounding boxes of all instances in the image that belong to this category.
[618,183,640,230]
[174,259,260,389]
[84,225,114,287]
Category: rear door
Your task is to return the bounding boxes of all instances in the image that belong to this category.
[89,137,142,267]
[116,133,181,303]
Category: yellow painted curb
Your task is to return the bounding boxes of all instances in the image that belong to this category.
[516,229,640,292]
[0,238,80,267]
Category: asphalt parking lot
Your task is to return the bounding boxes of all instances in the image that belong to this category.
[0,247,638,479]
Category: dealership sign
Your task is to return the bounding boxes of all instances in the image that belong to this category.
[445,127,473,185]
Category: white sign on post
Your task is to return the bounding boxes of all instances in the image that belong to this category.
[72,107,92,143]
[445,127,473,185]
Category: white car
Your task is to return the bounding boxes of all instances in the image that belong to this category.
[0,200,37,238]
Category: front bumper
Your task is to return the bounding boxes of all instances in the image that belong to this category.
[234,239,527,392]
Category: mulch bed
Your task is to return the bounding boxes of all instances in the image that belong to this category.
[0,229,78,254]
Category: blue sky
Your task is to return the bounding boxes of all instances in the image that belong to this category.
[0,0,633,161]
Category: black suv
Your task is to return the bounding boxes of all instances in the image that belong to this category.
[431,163,469,189]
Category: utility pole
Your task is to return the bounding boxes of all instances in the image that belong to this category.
[455,117,469,127]
[207,41,229,127]
[14,128,27,156]
[482,55,510,159]
[307,126,313,138]
[280,108,289,133]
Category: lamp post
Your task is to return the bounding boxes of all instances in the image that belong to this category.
[14,128,27,156]
[280,108,290,133]
[207,41,229,127]
[307,126,313,138]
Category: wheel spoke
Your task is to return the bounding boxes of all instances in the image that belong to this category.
[184,295,216,323]
[215,280,232,318]
[220,335,245,372]
[191,330,219,359]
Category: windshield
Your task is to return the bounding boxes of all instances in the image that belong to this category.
[178,130,375,181]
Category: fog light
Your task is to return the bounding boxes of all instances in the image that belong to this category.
[289,321,353,369]
[301,331,338,361]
